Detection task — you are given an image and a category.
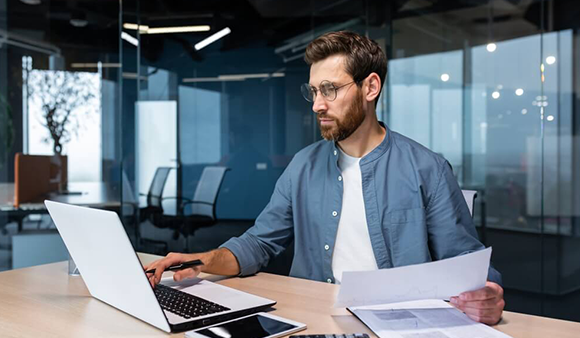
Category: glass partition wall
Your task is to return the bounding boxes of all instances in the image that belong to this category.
[0,0,123,268]
[118,0,580,322]
[385,0,580,321]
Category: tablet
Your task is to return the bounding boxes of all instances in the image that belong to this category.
[186,312,306,338]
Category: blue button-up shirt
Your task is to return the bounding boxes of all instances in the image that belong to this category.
[221,123,502,285]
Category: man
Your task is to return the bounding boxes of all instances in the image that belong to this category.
[145,31,505,325]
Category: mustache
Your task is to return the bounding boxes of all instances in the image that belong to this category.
[317,114,335,120]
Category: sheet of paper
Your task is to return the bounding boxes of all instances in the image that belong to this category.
[349,299,512,338]
[335,248,492,307]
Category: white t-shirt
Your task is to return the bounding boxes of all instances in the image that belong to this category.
[331,148,379,284]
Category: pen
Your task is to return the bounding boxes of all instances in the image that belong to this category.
[145,259,204,274]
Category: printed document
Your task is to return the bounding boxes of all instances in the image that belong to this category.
[335,248,492,307]
[349,299,511,338]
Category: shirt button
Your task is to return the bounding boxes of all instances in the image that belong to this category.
[338,175,342,181]
[333,150,337,156]
[324,244,330,251]
[332,211,338,217]
[327,278,332,283]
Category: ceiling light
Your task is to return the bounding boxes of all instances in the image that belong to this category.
[547,115,554,121]
[440,73,449,82]
[546,56,556,65]
[195,27,231,50]
[521,109,527,115]
[492,91,500,99]
[123,23,149,32]
[121,32,139,47]
[515,88,524,96]
[70,11,88,27]
[122,23,209,34]
[71,63,121,68]
[146,25,210,34]
[183,72,284,83]
[486,43,497,52]
[19,0,41,5]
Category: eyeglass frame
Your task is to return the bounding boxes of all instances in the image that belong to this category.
[301,79,361,103]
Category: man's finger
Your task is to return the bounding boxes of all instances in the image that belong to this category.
[461,304,499,318]
[173,268,197,282]
[451,297,499,310]
[465,313,499,325]
[459,286,496,301]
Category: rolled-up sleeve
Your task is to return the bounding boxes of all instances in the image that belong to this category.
[220,166,295,276]
[426,161,503,286]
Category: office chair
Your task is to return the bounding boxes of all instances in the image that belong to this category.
[138,167,173,252]
[157,166,229,251]
[461,189,478,218]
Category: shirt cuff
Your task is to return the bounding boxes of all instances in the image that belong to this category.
[220,236,262,277]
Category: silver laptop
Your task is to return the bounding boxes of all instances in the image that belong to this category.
[45,200,276,333]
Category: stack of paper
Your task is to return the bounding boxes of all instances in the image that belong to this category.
[349,300,511,338]
[336,248,512,338]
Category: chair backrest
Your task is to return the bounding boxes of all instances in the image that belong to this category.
[189,166,229,219]
[147,167,172,208]
[461,189,478,218]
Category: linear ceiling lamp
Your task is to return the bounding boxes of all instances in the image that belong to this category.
[183,72,284,83]
[121,32,139,47]
[123,23,210,34]
[71,63,122,68]
[147,25,210,34]
[194,27,231,51]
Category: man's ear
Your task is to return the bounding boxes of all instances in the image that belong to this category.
[364,72,382,103]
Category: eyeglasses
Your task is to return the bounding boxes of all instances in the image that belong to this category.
[300,80,357,102]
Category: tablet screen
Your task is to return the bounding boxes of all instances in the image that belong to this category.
[194,314,298,338]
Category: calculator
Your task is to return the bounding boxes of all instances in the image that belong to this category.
[290,334,370,338]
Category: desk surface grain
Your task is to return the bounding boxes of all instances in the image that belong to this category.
[0,254,577,338]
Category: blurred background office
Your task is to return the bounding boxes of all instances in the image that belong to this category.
[1,0,579,323]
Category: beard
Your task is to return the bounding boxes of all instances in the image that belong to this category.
[317,90,366,142]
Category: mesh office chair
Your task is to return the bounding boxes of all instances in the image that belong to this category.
[138,167,173,251]
[159,166,229,251]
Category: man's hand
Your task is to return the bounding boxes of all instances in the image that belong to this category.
[143,252,203,288]
[450,281,505,325]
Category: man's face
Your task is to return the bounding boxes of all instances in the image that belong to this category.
[309,55,366,142]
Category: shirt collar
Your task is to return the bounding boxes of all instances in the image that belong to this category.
[330,121,391,165]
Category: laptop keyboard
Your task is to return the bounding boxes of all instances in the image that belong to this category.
[154,284,231,319]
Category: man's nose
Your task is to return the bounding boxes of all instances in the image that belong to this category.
[312,93,327,114]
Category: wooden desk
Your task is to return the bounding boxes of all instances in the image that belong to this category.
[0,254,578,337]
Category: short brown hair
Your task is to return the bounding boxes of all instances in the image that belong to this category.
[304,31,387,102]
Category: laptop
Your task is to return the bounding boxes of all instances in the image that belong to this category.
[45,200,276,333]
